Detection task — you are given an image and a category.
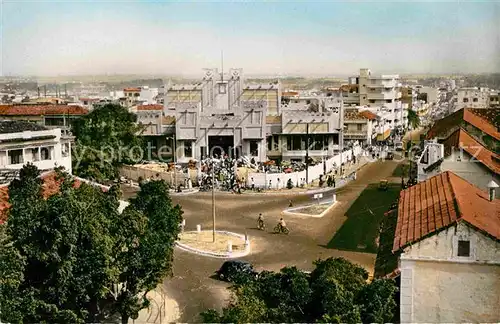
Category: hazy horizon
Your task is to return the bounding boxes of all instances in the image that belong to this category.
[2,1,499,77]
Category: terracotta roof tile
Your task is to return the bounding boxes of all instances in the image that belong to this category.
[0,171,108,224]
[427,108,500,141]
[393,171,500,252]
[0,104,88,116]
[359,110,378,120]
[137,104,163,111]
[281,91,299,97]
[442,128,500,174]
[124,88,141,92]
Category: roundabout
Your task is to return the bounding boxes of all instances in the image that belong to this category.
[176,230,251,258]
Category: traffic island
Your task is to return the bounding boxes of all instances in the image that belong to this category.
[176,229,251,258]
[282,194,338,218]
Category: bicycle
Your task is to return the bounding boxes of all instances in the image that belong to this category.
[273,223,290,235]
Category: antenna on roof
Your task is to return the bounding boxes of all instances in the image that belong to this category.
[221,50,224,82]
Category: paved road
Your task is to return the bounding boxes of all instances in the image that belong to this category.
[163,159,400,322]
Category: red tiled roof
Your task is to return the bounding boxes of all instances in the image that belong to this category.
[0,172,108,224]
[464,108,500,140]
[393,171,500,252]
[360,110,378,120]
[427,108,500,141]
[442,128,500,174]
[0,105,88,116]
[124,88,141,92]
[137,104,163,111]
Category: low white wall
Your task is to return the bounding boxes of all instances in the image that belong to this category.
[246,145,361,187]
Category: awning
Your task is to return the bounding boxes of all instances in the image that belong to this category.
[377,129,391,141]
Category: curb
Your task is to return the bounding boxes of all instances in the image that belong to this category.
[282,200,339,218]
[170,189,200,196]
[175,230,251,259]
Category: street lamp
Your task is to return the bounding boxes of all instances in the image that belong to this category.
[212,162,216,242]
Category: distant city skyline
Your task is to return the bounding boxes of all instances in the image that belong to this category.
[1,1,499,77]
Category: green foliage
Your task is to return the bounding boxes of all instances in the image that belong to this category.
[71,103,143,182]
[286,178,294,189]
[407,109,420,130]
[201,257,398,323]
[0,164,182,323]
[358,279,398,323]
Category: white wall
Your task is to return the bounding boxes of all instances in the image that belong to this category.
[400,223,500,323]
[0,128,72,173]
[246,145,361,187]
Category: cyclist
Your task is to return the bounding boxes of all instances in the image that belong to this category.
[279,218,287,231]
[257,213,265,230]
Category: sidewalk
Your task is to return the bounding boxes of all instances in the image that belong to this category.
[227,156,371,196]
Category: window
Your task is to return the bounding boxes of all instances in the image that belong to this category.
[218,84,226,94]
[249,140,259,156]
[369,99,376,104]
[41,147,51,160]
[457,240,470,257]
[31,148,40,161]
[183,141,192,158]
[386,99,392,103]
[8,150,23,165]
[286,135,304,151]
[420,149,429,164]
[357,124,363,131]
[463,98,469,103]
[473,98,478,102]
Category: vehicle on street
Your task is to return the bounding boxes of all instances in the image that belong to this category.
[215,260,257,282]
[379,179,389,191]
[395,142,404,151]
[386,152,394,160]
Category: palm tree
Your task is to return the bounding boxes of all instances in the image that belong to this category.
[407,109,420,130]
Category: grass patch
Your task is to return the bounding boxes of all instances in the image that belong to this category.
[327,183,401,253]
[392,163,409,177]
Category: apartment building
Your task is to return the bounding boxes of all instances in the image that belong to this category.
[452,87,490,112]
[343,109,378,146]
[358,68,407,130]
[163,69,344,163]
[0,120,72,173]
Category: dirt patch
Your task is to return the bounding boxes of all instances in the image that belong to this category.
[178,231,247,253]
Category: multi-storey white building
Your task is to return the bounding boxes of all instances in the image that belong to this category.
[0,121,72,173]
[452,87,490,112]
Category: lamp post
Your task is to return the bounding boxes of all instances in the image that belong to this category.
[212,163,216,243]
[305,123,310,184]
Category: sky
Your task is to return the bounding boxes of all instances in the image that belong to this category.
[1,1,499,77]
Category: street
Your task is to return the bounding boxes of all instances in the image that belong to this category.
[164,159,400,322]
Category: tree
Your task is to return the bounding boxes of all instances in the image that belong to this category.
[71,103,143,182]
[407,109,420,130]
[201,257,398,323]
[0,165,182,324]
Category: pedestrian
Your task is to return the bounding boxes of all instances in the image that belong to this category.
[251,177,255,191]
[269,179,272,189]
[277,178,281,190]
[333,177,336,188]
[180,217,186,232]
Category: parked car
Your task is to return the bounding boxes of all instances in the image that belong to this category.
[215,260,258,282]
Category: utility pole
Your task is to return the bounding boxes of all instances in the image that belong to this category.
[212,163,216,243]
[305,123,310,184]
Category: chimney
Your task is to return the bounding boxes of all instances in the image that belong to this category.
[487,180,498,201]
